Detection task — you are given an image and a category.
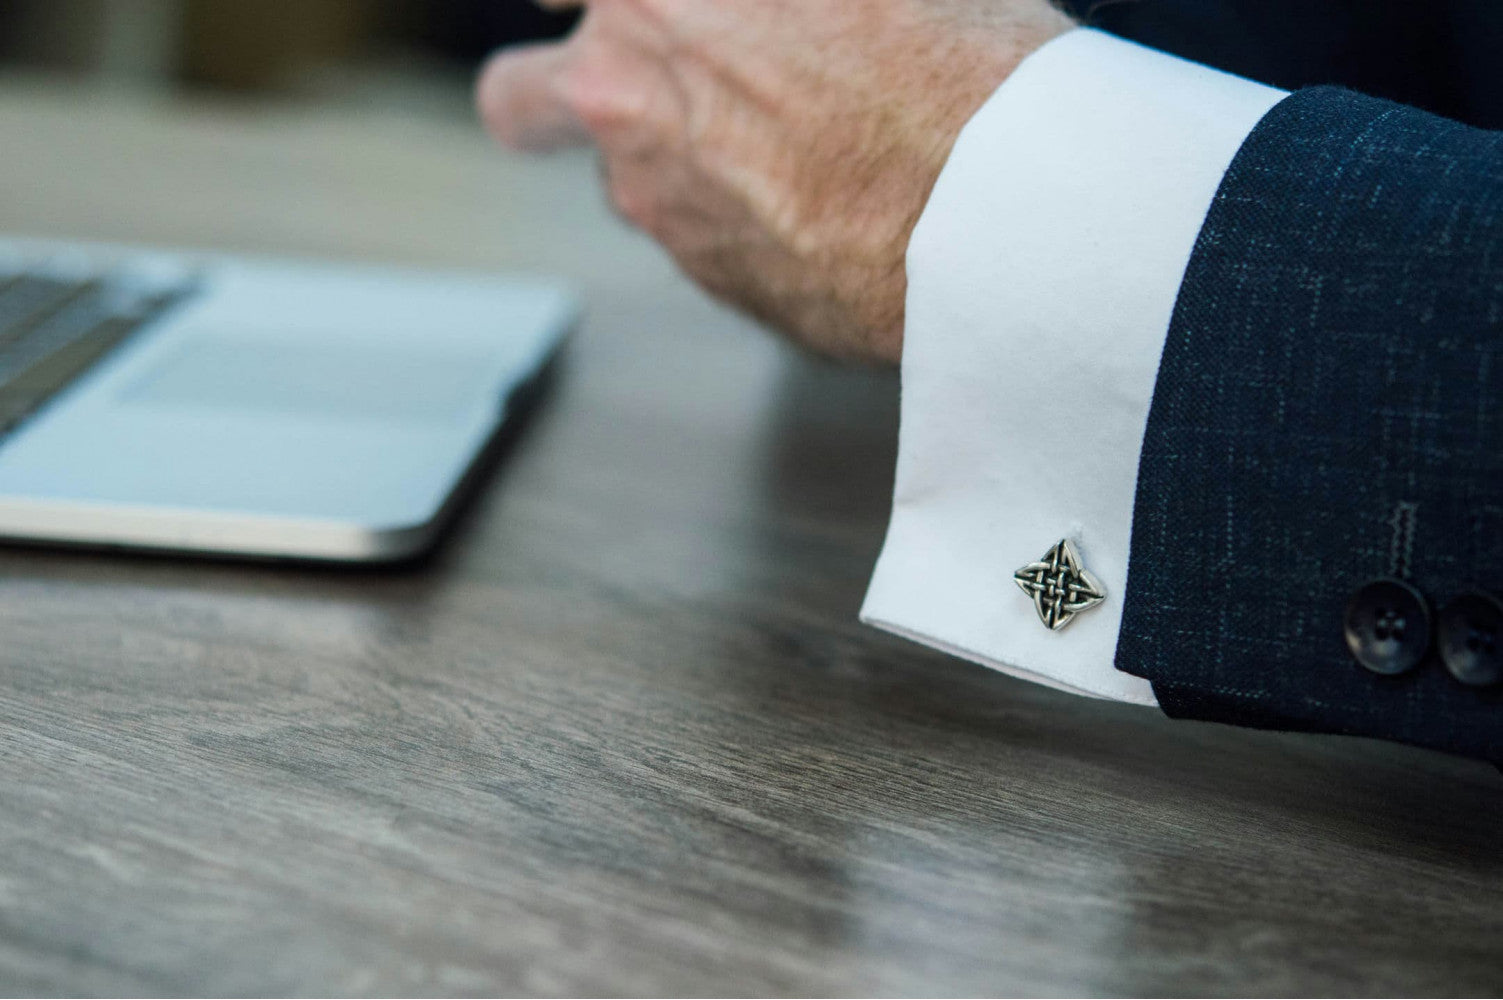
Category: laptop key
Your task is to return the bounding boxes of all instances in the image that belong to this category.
[0,314,142,431]
[0,274,99,349]
[0,269,193,432]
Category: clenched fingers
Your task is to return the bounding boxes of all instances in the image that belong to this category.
[475,41,592,152]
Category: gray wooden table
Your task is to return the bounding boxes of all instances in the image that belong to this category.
[0,80,1499,997]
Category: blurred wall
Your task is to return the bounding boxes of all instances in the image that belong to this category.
[0,0,186,82]
[0,0,578,91]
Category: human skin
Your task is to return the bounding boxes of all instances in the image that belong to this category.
[476,0,1073,365]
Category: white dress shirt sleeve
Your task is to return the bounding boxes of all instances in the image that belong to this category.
[859,28,1288,705]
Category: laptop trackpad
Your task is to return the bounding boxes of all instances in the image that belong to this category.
[125,339,499,422]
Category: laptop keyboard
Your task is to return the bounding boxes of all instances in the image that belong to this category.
[0,252,198,432]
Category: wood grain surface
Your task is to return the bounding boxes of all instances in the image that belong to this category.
[0,78,1499,997]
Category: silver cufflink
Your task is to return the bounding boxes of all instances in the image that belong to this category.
[1015,538,1106,631]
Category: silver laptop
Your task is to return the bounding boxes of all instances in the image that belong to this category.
[0,237,577,562]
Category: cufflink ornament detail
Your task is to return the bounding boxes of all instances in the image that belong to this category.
[1014,539,1106,631]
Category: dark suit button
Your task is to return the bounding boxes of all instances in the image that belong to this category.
[1438,592,1503,687]
[1344,579,1431,675]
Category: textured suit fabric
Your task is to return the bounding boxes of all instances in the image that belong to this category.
[1062,0,1503,130]
[1116,86,1503,760]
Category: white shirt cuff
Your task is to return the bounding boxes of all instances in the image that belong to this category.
[860,28,1287,706]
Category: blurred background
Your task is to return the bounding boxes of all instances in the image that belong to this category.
[0,0,678,302]
[0,0,577,104]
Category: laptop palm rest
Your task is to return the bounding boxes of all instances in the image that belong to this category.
[126,340,497,423]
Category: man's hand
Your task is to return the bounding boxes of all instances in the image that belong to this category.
[476,0,1072,364]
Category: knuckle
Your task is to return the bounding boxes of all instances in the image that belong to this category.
[558,59,646,135]
[622,0,675,20]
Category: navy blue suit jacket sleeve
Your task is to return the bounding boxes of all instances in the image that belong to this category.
[1116,87,1503,761]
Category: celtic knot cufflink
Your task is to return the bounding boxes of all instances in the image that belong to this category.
[1014,539,1106,631]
